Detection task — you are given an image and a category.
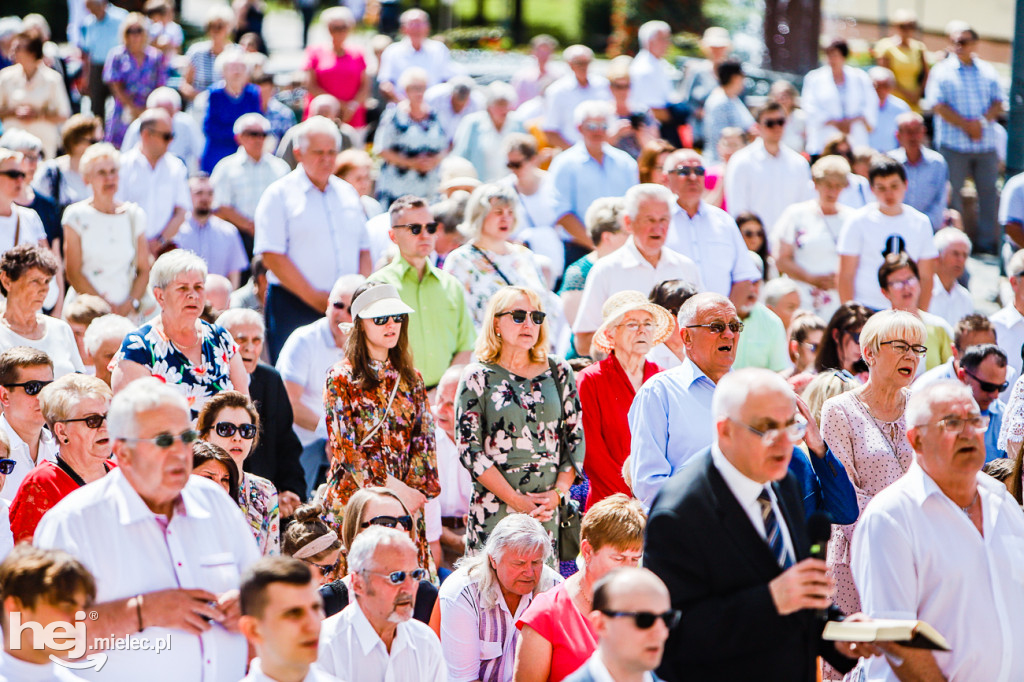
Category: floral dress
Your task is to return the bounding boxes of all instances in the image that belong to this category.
[102,45,168,147]
[322,358,440,579]
[455,357,584,559]
[372,103,449,208]
[114,320,238,418]
[239,472,280,556]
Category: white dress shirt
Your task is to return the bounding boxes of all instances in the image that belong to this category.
[377,38,456,93]
[34,471,260,682]
[928,274,974,328]
[435,428,472,518]
[317,601,446,682]
[991,303,1024,401]
[725,139,814,229]
[853,462,1024,681]
[0,415,58,503]
[541,75,612,146]
[241,658,343,681]
[573,238,701,335]
[275,318,345,446]
[254,168,369,292]
[628,49,677,110]
[0,649,83,681]
[114,147,192,238]
[664,201,761,296]
[581,650,658,682]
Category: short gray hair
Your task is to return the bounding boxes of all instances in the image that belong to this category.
[80,143,120,177]
[1010,249,1024,278]
[677,291,733,327]
[0,129,42,154]
[623,183,674,221]
[149,249,208,291]
[934,227,971,255]
[216,307,265,334]
[294,115,342,153]
[869,66,896,85]
[347,526,416,575]
[398,66,429,92]
[83,314,135,357]
[455,514,554,609]
[573,100,613,128]
[320,6,355,27]
[485,81,517,108]
[763,278,801,306]
[584,197,624,246]
[233,112,270,137]
[329,274,367,302]
[146,86,182,111]
[107,377,189,440]
[458,183,519,240]
[638,20,670,49]
[563,44,593,63]
[712,368,793,422]
[905,380,976,429]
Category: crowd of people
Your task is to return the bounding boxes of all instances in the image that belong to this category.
[0,4,1020,682]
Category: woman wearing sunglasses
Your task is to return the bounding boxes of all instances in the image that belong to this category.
[197,390,279,556]
[321,281,440,580]
[9,374,114,543]
[456,285,583,560]
[283,501,343,586]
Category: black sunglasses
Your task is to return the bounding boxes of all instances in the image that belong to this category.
[507,160,524,170]
[762,118,787,128]
[600,609,682,629]
[4,380,52,396]
[214,422,257,439]
[61,413,107,429]
[371,314,408,326]
[668,166,706,177]
[365,568,429,585]
[0,169,26,180]
[392,222,438,236]
[305,556,341,576]
[0,459,14,475]
[148,130,174,142]
[242,130,268,138]
[497,309,546,325]
[332,301,349,311]
[964,370,1009,394]
[361,514,414,531]
[121,429,200,448]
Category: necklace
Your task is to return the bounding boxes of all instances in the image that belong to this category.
[961,491,979,516]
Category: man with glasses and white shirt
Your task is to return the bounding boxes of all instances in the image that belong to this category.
[0,347,57,503]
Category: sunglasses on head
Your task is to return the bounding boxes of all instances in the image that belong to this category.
[365,568,429,585]
[371,314,408,326]
[214,421,257,439]
[0,169,26,180]
[0,459,14,475]
[4,380,52,396]
[62,413,107,429]
[964,370,1009,394]
[121,429,200,449]
[669,166,706,177]
[393,222,438,235]
[497,309,546,325]
[600,609,682,629]
[762,118,787,129]
[361,514,414,531]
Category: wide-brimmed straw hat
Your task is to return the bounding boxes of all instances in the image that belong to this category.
[592,290,675,354]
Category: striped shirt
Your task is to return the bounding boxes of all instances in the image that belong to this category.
[210,148,290,221]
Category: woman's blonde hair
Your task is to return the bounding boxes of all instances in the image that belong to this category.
[859,309,926,360]
[581,493,646,552]
[80,143,120,180]
[119,12,149,43]
[476,286,549,364]
[801,370,861,426]
[812,155,851,185]
[38,374,112,429]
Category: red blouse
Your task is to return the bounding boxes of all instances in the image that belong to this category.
[516,582,597,682]
[577,354,661,509]
[9,459,116,543]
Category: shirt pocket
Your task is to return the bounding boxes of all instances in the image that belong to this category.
[480,640,503,661]
[198,551,240,594]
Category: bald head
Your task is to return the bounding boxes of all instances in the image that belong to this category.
[593,567,669,611]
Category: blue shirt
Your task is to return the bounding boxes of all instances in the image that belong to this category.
[81,5,128,63]
[549,143,639,232]
[788,447,859,525]
[888,147,950,231]
[984,399,1007,463]
[628,358,716,506]
[930,56,1004,153]
[201,83,262,173]
[869,95,910,152]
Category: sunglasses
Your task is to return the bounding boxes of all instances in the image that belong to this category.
[331,301,349,312]
[365,568,429,585]
[600,609,682,629]
[506,160,525,170]
[148,130,174,142]
[0,459,14,475]
[125,26,146,35]
[496,309,546,325]
[741,230,764,239]
[832,369,855,383]
[361,514,414,531]
[762,118,787,129]
[668,166,706,177]
[4,380,52,396]
[306,556,341,576]
[581,121,607,131]
[685,321,744,334]
[0,169,26,180]
[214,421,257,439]
[121,429,200,448]
[371,314,408,326]
[242,130,268,138]
[964,370,1009,394]
[62,413,108,429]
[393,222,438,235]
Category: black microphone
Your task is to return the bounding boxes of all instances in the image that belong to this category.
[807,511,833,620]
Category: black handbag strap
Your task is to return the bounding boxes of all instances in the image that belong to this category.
[471,245,513,286]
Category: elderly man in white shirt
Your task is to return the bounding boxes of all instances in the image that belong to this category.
[629,21,686,144]
[115,108,191,251]
[542,45,611,149]
[255,115,372,363]
[852,381,1024,681]
[573,183,702,356]
[663,148,760,299]
[929,227,974,328]
[377,9,456,103]
[34,378,260,682]
[0,348,57,503]
[317,526,446,682]
[121,87,204,173]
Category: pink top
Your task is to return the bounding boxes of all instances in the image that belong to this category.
[516,582,597,682]
[303,43,367,126]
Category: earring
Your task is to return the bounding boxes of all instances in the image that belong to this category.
[496,332,501,337]
[63,438,69,444]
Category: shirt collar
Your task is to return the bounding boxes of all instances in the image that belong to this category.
[389,254,439,281]
[710,442,766,508]
[587,652,656,682]
[109,468,205,526]
[674,356,714,389]
[903,460,1002,508]
[671,199,707,220]
[347,600,410,657]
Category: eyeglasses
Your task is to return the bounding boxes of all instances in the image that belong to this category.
[361,514,414,531]
[3,380,52,396]
[581,121,608,132]
[364,568,429,585]
[120,429,200,448]
[619,321,655,332]
[392,222,438,235]
[147,130,174,142]
[0,169,26,180]
[741,230,764,239]
[497,309,546,325]
[668,166,706,177]
[331,301,349,312]
[0,459,15,475]
[506,160,525,170]
[886,276,918,292]
[686,320,744,334]
[125,26,146,35]
[923,414,990,434]
[730,417,808,447]
[305,556,341,576]
[242,130,268,138]
[964,370,1009,393]
[762,118,787,129]
[610,81,631,90]
[371,314,408,326]
[214,422,257,439]
[880,340,927,357]
[599,610,682,630]
[802,342,819,352]
[61,413,107,429]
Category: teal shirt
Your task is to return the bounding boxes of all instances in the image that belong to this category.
[733,304,790,372]
[370,256,477,387]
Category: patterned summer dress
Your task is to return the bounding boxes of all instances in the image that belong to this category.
[102,45,168,147]
[238,472,280,556]
[372,103,448,208]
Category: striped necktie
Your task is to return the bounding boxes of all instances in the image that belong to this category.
[758,488,793,569]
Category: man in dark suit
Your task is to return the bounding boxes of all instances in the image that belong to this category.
[643,368,876,681]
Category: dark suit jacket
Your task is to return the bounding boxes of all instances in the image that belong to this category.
[642,447,855,681]
[245,363,306,498]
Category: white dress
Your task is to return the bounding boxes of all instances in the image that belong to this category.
[61,200,146,306]
[773,199,852,320]
[0,316,84,378]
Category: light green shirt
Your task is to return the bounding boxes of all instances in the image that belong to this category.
[370,256,477,387]
[733,304,790,372]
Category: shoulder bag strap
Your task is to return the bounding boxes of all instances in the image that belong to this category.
[12,209,19,248]
[359,375,401,448]
[471,245,513,286]
[548,356,582,479]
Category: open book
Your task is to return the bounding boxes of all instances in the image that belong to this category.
[822,619,951,651]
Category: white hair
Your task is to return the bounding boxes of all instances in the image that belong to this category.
[458,183,518,240]
[347,526,416,575]
[455,514,554,609]
[623,183,674,221]
[563,44,594,63]
[573,99,613,128]
[149,249,208,291]
[763,278,801,306]
[869,66,896,85]
[1010,250,1024,278]
[206,4,235,28]
[638,20,670,49]
[485,81,517,108]
[107,377,189,440]
[214,49,250,77]
[934,227,971,255]
[398,66,429,92]
[0,129,42,154]
[329,274,367,302]
[232,112,270,136]
[905,380,975,428]
[294,115,342,153]
[146,86,182,111]
[216,307,265,333]
[711,368,794,422]
[677,291,733,327]
[83,314,135,358]
[320,6,355,26]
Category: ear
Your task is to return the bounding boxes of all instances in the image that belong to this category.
[587,609,605,636]
[832,328,841,344]
[52,422,68,444]
[680,326,694,350]
[237,615,260,645]
[950,343,959,362]
[622,214,635,235]
[3,595,22,615]
[152,286,165,309]
[388,229,398,244]
[579,539,593,564]
[788,338,799,361]
[715,417,731,444]
[0,386,10,409]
